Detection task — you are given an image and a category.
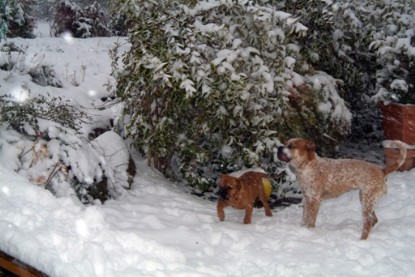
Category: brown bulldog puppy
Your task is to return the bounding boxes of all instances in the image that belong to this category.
[217,170,273,224]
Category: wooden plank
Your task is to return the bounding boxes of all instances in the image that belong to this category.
[0,250,49,277]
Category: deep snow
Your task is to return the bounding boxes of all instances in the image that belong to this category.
[1,156,415,276]
[1,23,415,277]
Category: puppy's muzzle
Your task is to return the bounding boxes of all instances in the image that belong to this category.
[217,186,230,200]
[277,146,290,163]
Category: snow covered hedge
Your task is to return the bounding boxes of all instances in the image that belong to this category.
[51,0,111,38]
[283,1,415,102]
[276,0,415,140]
[0,37,135,203]
[113,0,351,189]
[0,93,134,204]
[369,1,415,104]
[2,0,36,38]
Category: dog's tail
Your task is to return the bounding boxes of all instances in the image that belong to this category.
[383,140,407,175]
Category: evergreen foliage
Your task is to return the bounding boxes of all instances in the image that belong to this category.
[0,93,89,134]
[369,1,415,104]
[0,93,134,204]
[277,0,415,141]
[4,0,36,38]
[51,0,110,38]
[113,0,351,189]
[0,0,7,41]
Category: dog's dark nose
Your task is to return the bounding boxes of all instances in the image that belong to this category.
[217,186,230,200]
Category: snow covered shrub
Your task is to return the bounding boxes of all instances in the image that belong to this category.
[0,93,134,203]
[83,1,110,37]
[113,0,351,190]
[278,0,415,140]
[4,0,36,38]
[0,93,89,135]
[45,130,134,203]
[278,0,381,140]
[109,12,127,36]
[51,0,110,38]
[0,123,134,204]
[284,0,415,104]
[0,0,7,41]
[51,0,83,37]
[0,41,63,87]
[29,65,63,88]
[0,41,24,71]
[369,1,415,104]
[282,0,374,86]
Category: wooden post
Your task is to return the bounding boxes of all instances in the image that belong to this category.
[0,250,49,277]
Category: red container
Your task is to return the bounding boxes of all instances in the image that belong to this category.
[379,102,415,145]
[384,147,415,171]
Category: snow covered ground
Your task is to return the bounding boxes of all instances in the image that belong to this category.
[1,23,415,277]
[1,156,415,276]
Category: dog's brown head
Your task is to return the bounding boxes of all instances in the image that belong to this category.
[217,175,240,200]
[277,138,316,165]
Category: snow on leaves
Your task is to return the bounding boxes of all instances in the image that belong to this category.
[114,0,352,189]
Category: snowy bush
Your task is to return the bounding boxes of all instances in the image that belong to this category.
[0,41,63,87]
[0,0,7,41]
[0,93,134,204]
[282,0,376,99]
[113,0,351,190]
[0,93,88,134]
[278,0,415,141]
[51,0,82,37]
[83,1,111,37]
[3,0,36,38]
[369,1,415,104]
[0,123,134,203]
[51,0,110,38]
[109,12,127,36]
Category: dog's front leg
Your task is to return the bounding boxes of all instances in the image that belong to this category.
[217,200,228,221]
[302,194,311,226]
[307,197,321,228]
[244,204,253,224]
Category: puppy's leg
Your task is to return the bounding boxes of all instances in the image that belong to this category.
[306,197,321,228]
[217,200,228,221]
[258,179,273,217]
[244,204,253,224]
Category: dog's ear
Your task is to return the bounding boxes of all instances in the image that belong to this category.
[305,140,316,161]
[306,140,316,151]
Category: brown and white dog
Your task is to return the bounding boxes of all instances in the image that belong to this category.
[217,170,273,224]
[277,138,407,239]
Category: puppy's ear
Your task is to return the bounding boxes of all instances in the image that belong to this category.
[219,174,227,186]
[226,176,240,190]
[236,180,241,191]
[220,175,233,186]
